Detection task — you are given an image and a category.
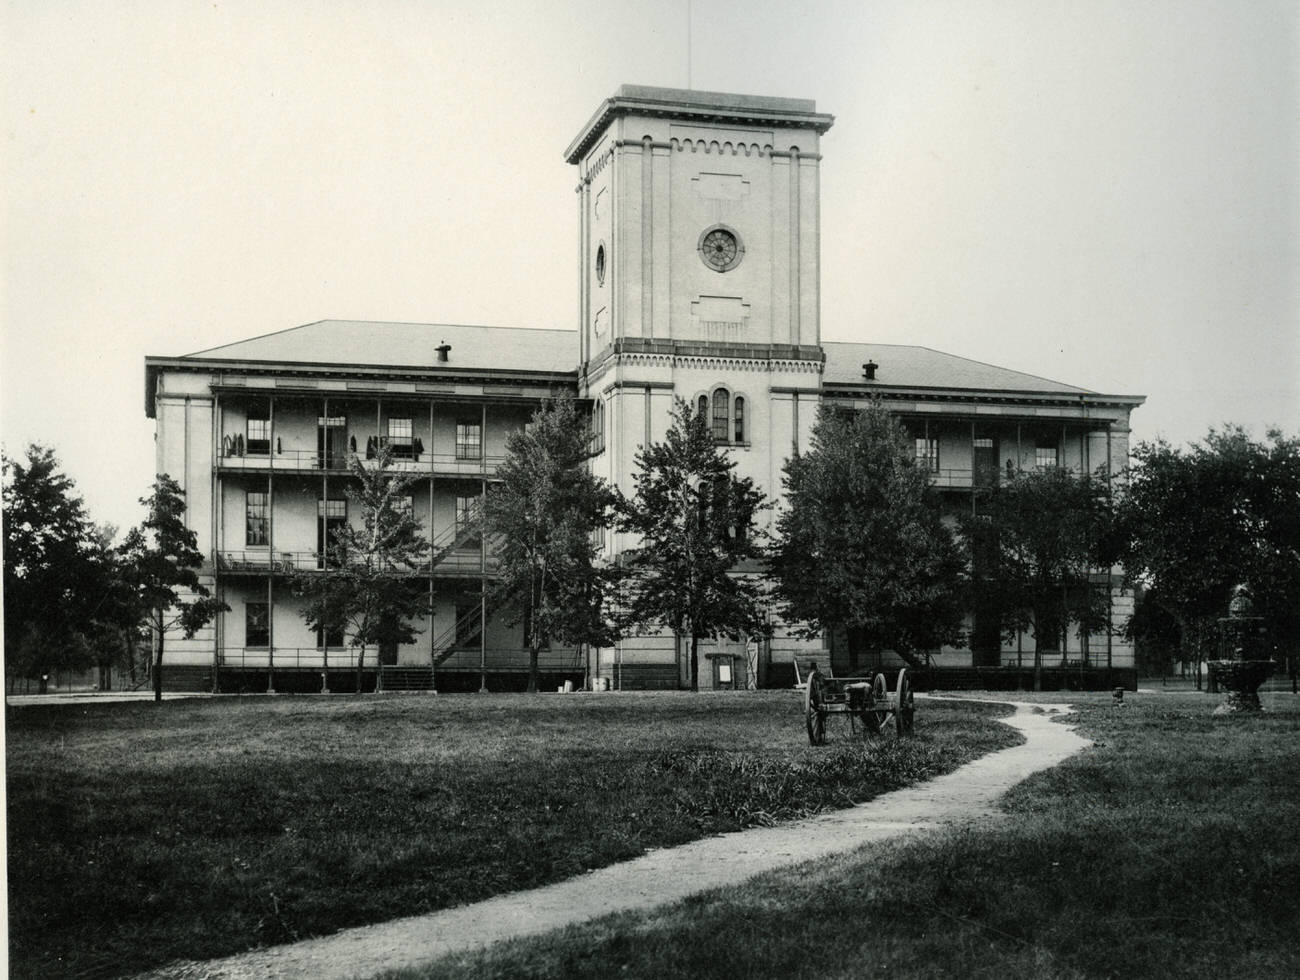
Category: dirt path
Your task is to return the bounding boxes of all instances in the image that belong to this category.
[135,699,1088,980]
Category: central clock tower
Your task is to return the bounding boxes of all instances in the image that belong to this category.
[567,86,834,513]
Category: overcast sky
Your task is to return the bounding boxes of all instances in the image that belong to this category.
[4,0,1297,533]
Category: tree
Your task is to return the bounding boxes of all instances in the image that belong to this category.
[3,445,134,689]
[80,523,144,692]
[1117,427,1300,687]
[295,446,432,693]
[120,475,228,701]
[616,399,768,691]
[771,404,965,670]
[962,466,1114,689]
[483,396,618,692]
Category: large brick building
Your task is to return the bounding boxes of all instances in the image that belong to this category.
[144,86,1143,692]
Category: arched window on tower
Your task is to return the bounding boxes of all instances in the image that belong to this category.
[697,394,708,420]
[733,396,745,443]
[711,388,730,443]
[591,399,605,454]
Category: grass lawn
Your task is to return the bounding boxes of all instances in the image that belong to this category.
[393,690,1300,980]
[5,691,1017,979]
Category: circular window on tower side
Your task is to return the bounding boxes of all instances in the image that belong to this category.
[595,242,606,286]
[697,225,744,273]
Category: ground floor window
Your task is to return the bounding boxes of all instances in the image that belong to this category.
[317,621,345,649]
[455,601,478,646]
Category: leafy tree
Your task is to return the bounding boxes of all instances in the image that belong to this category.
[1125,585,1185,681]
[483,396,618,692]
[79,523,145,691]
[120,475,228,701]
[295,446,432,693]
[771,404,965,670]
[616,399,768,691]
[3,445,132,688]
[1117,427,1300,686]
[962,466,1114,689]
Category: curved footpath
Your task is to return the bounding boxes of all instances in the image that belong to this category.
[137,699,1089,980]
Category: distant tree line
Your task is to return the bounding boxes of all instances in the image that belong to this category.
[3,447,225,698]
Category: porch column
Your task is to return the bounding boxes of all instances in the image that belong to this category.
[267,396,276,694]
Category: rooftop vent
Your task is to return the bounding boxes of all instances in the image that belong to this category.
[436,342,451,363]
[863,360,878,381]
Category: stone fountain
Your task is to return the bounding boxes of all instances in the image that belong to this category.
[1206,585,1273,714]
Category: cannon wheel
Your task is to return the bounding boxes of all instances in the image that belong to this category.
[805,672,827,746]
[863,672,890,735]
[895,668,915,735]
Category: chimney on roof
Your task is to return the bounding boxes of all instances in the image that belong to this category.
[863,361,878,381]
[436,342,451,363]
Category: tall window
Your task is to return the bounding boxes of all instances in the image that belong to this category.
[246,406,270,455]
[456,494,480,539]
[387,417,413,458]
[973,437,998,488]
[318,498,347,569]
[915,437,939,471]
[456,421,481,460]
[697,387,751,446]
[590,400,605,454]
[246,491,268,546]
[711,388,730,443]
[1036,445,1059,470]
[245,602,269,648]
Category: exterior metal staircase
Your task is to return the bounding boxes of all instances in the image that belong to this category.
[427,508,482,572]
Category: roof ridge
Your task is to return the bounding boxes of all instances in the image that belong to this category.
[183,319,576,359]
[183,320,324,358]
[823,339,1090,393]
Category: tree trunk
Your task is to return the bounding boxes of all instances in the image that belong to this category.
[690,632,700,692]
[153,615,165,702]
[528,643,540,693]
[355,644,366,695]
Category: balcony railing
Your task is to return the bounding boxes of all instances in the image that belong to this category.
[219,646,582,672]
[431,647,585,673]
[214,548,496,576]
[221,647,365,669]
[917,466,1001,489]
[216,444,507,476]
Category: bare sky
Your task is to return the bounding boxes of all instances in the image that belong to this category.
[4,0,1297,533]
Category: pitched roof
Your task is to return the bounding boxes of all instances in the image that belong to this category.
[183,320,578,375]
[821,341,1091,394]
[168,320,1110,396]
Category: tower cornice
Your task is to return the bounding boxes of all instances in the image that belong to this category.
[565,84,834,164]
